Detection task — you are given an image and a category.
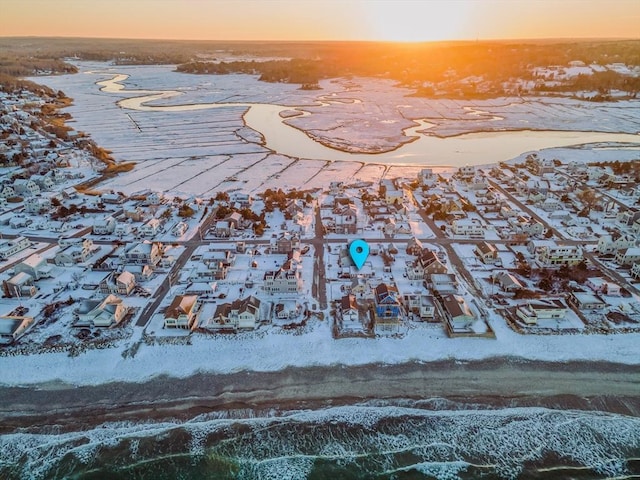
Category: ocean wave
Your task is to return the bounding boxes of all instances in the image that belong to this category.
[1,404,639,479]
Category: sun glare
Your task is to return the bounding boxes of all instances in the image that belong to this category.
[364,0,473,42]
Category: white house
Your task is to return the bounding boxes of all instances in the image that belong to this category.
[536,244,583,267]
[210,296,261,330]
[474,241,499,264]
[99,270,136,296]
[0,316,34,344]
[586,277,621,296]
[12,178,40,197]
[140,218,162,237]
[14,254,52,280]
[75,294,128,327]
[516,300,567,325]
[451,218,484,237]
[615,247,640,266]
[596,233,637,255]
[263,261,303,294]
[54,239,94,266]
[0,236,30,259]
[164,295,199,329]
[440,294,475,330]
[93,215,116,235]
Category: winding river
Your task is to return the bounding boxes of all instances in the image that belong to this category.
[97,73,640,166]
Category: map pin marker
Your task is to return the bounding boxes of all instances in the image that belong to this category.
[349,239,370,270]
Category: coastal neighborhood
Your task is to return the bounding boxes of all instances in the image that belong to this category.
[2,83,640,354]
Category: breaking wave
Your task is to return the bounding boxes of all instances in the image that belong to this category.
[1,402,639,479]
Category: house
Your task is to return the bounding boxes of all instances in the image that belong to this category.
[336,294,369,334]
[274,232,300,254]
[525,154,555,175]
[329,181,344,195]
[30,174,54,190]
[474,241,499,264]
[164,295,199,329]
[121,241,163,266]
[451,218,484,237]
[214,220,233,238]
[0,236,30,259]
[536,244,583,267]
[12,178,40,197]
[597,232,638,255]
[567,292,607,311]
[124,207,146,222]
[93,215,116,235]
[273,300,304,322]
[403,293,436,320]
[189,261,228,281]
[631,262,640,280]
[419,168,436,187]
[429,273,459,295]
[4,272,37,298]
[616,209,640,227]
[9,216,31,229]
[61,187,77,199]
[230,192,252,208]
[586,277,621,296]
[139,218,162,237]
[406,249,448,281]
[340,294,360,324]
[54,239,94,266]
[539,197,563,212]
[373,283,403,335]
[0,316,34,344]
[516,300,567,325]
[99,270,136,296]
[406,237,423,256]
[334,204,358,234]
[615,247,640,266]
[123,264,153,282]
[24,196,51,214]
[14,254,52,280]
[172,221,188,237]
[147,191,162,205]
[440,294,475,330]
[101,192,124,204]
[263,261,303,293]
[114,222,131,237]
[210,296,261,330]
[75,294,128,327]
[0,184,15,199]
[457,165,475,180]
[493,272,524,293]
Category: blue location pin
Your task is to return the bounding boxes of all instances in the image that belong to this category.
[349,239,370,270]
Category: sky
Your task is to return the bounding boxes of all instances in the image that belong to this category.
[1,0,639,42]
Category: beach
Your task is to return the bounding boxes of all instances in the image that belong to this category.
[2,358,639,434]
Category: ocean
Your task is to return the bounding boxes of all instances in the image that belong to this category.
[2,400,639,480]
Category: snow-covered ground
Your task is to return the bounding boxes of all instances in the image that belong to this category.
[31,63,640,198]
[0,313,638,387]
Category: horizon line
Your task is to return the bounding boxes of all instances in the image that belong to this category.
[2,34,639,44]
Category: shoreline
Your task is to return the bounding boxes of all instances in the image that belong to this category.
[2,358,639,434]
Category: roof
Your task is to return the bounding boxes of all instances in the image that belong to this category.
[441,294,474,319]
[374,283,399,304]
[341,294,358,311]
[476,241,497,256]
[165,295,198,318]
[117,271,136,285]
[19,254,46,269]
[8,271,33,286]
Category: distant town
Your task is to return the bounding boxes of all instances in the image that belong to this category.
[2,82,640,357]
